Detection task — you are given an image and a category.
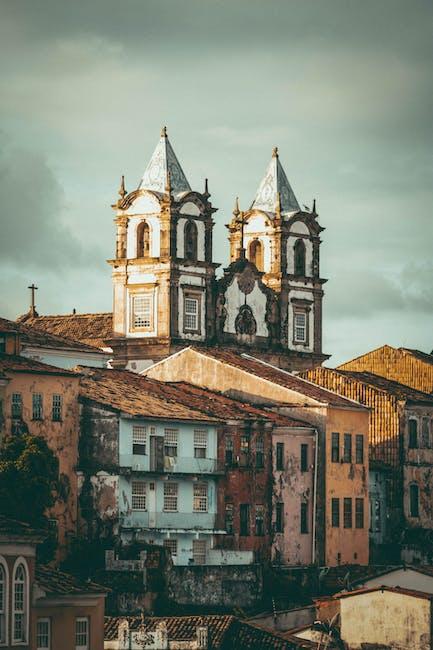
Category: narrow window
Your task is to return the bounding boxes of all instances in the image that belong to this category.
[37,618,51,650]
[355,498,364,529]
[164,482,178,512]
[163,539,177,558]
[249,239,264,271]
[331,432,340,462]
[51,394,62,421]
[184,220,198,261]
[32,393,43,420]
[0,562,7,645]
[11,393,22,419]
[184,295,200,332]
[293,310,307,343]
[300,501,309,534]
[131,481,147,511]
[131,293,153,331]
[13,562,27,643]
[239,434,250,467]
[331,498,340,528]
[409,483,419,518]
[240,504,250,536]
[276,442,284,470]
[343,498,352,528]
[255,505,265,536]
[408,419,418,449]
[225,435,233,466]
[343,433,352,463]
[193,483,208,512]
[192,539,206,565]
[301,443,308,472]
[194,429,207,459]
[294,239,306,276]
[136,221,151,258]
[355,434,364,464]
[225,504,234,534]
[75,617,89,650]
[164,428,178,458]
[275,502,284,533]
[132,426,147,455]
[255,436,264,468]
[422,417,430,448]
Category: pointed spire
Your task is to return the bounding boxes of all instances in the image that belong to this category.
[312,198,317,215]
[139,128,191,196]
[251,147,300,215]
[203,178,210,199]
[118,175,126,201]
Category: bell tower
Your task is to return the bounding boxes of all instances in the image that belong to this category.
[108,127,218,370]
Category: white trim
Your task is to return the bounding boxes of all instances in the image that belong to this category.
[75,616,89,650]
[36,617,51,650]
[11,557,29,646]
[0,555,9,647]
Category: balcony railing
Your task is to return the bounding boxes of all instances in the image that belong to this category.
[120,454,225,475]
[120,511,216,530]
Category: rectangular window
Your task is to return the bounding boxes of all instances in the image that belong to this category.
[225,435,233,465]
[51,394,62,421]
[37,618,50,649]
[239,434,250,466]
[355,498,364,529]
[164,428,178,457]
[275,502,284,533]
[133,425,147,455]
[301,501,309,534]
[194,429,208,459]
[32,393,43,420]
[131,481,147,510]
[225,504,234,534]
[75,617,89,650]
[343,498,352,529]
[331,432,340,463]
[11,393,22,419]
[131,293,153,330]
[408,419,418,449]
[164,482,178,512]
[276,442,284,470]
[355,434,364,464]
[163,539,178,558]
[184,295,200,331]
[331,498,340,528]
[300,443,308,472]
[294,311,307,343]
[240,504,250,536]
[410,483,419,517]
[193,483,208,512]
[192,539,206,565]
[255,505,265,536]
[255,436,264,468]
[343,433,352,463]
[422,417,430,448]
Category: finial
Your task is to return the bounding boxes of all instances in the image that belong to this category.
[233,196,240,217]
[312,198,317,214]
[161,126,167,138]
[118,175,126,201]
[204,178,210,199]
[165,170,171,194]
[272,146,279,158]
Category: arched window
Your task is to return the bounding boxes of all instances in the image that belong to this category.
[0,558,8,645]
[409,483,419,517]
[249,239,264,271]
[184,220,198,261]
[408,419,418,449]
[13,561,28,643]
[136,221,151,258]
[294,239,306,276]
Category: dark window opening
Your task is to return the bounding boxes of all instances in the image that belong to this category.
[255,505,265,536]
[343,498,352,528]
[136,220,151,258]
[249,239,264,271]
[255,436,264,469]
[408,419,418,449]
[294,239,306,276]
[240,504,250,536]
[225,436,234,466]
[343,433,352,463]
[239,434,251,467]
[225,504,234,534]
[355,498,364,528]
[355,434,364,464]
[301,501,309,534]
[275,502,284,533]
[184,220,198,261]
[410,483,419,518]
[331,432,340,463]
[301,443,308,472]
[332,498,340,528]
[276,442,284,470]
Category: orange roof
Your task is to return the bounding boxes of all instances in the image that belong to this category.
[0,354,77,377]
[19,312,113,349]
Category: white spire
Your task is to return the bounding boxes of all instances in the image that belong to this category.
[138,127,191,196]
[251,147,300,214]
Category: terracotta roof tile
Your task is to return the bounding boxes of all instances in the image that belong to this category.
[331,369,433,402]
[20,313,113,349]
[0,354,78,377]
[400,347,433,367]
[0,515,46,540]
[36,565,108,596]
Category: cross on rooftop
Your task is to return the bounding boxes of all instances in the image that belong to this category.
[27,283,38,317]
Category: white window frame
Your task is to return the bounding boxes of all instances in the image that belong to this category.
[75,617,89,650]
[163,482,178,512]
[293,310,307,344]
[32,393,43,420]
[12,558,29,646]
[194,429,208,459]
[11,393,22,419]
[132,425,147,455]
[184,296,199,331]
[130,292,153,331]
[36,618,51,650]
[192,539,207,565]
[131,481,147,511]
[0,556,9,646]
[193,483,208,512]
[164,429,178,458]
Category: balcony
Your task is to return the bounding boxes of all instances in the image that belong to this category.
[120,511,216,531]
[119,454,225,476]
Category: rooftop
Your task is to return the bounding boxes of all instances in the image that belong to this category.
[251,147,300,215]
[0,354,77,377]
[0,515,46,541]
[18,312,113,349]
[335,584,433,602]
[36,564,108,596]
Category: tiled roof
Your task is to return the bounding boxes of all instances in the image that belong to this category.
[334,369,433,402]
[336,584,433,602]
[226,619,316,648]
[36,565,108,596]
[188,348,364,409]
[0,316,105,354]
[19,313,113,349]
[400,347,433,367]
[77,367,220,423]
[0,516,46,540]
[0,354,77,377]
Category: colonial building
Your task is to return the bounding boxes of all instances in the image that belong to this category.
[21,128,328,372]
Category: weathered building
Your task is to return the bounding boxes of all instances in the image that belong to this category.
[339,344,433,395]
[143,347,370,566]
[302,366,433,562]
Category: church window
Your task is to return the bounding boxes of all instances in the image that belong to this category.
[183,293,201,333]
[13,561,28,643]
[136,221,151,258]
[249,239,264,271]
[294,239,306,276]
[131,293,153,331]
[184,220,198,261]
[293,310,307,344]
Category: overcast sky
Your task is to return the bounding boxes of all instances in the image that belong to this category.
[1,0,432,365]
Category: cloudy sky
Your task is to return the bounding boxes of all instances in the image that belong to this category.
[1,0,432,364]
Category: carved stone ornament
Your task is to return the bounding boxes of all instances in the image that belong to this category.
[237,266,256,295]
[215,293,227,334]
[235,304,257,336]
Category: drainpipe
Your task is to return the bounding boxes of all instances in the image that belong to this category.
[312,428,319,564]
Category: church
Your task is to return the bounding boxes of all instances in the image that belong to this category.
[22,128,329,371]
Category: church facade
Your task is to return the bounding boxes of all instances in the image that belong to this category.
[108,128,328,371]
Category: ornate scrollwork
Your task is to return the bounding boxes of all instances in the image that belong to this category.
[235,305,257,336]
